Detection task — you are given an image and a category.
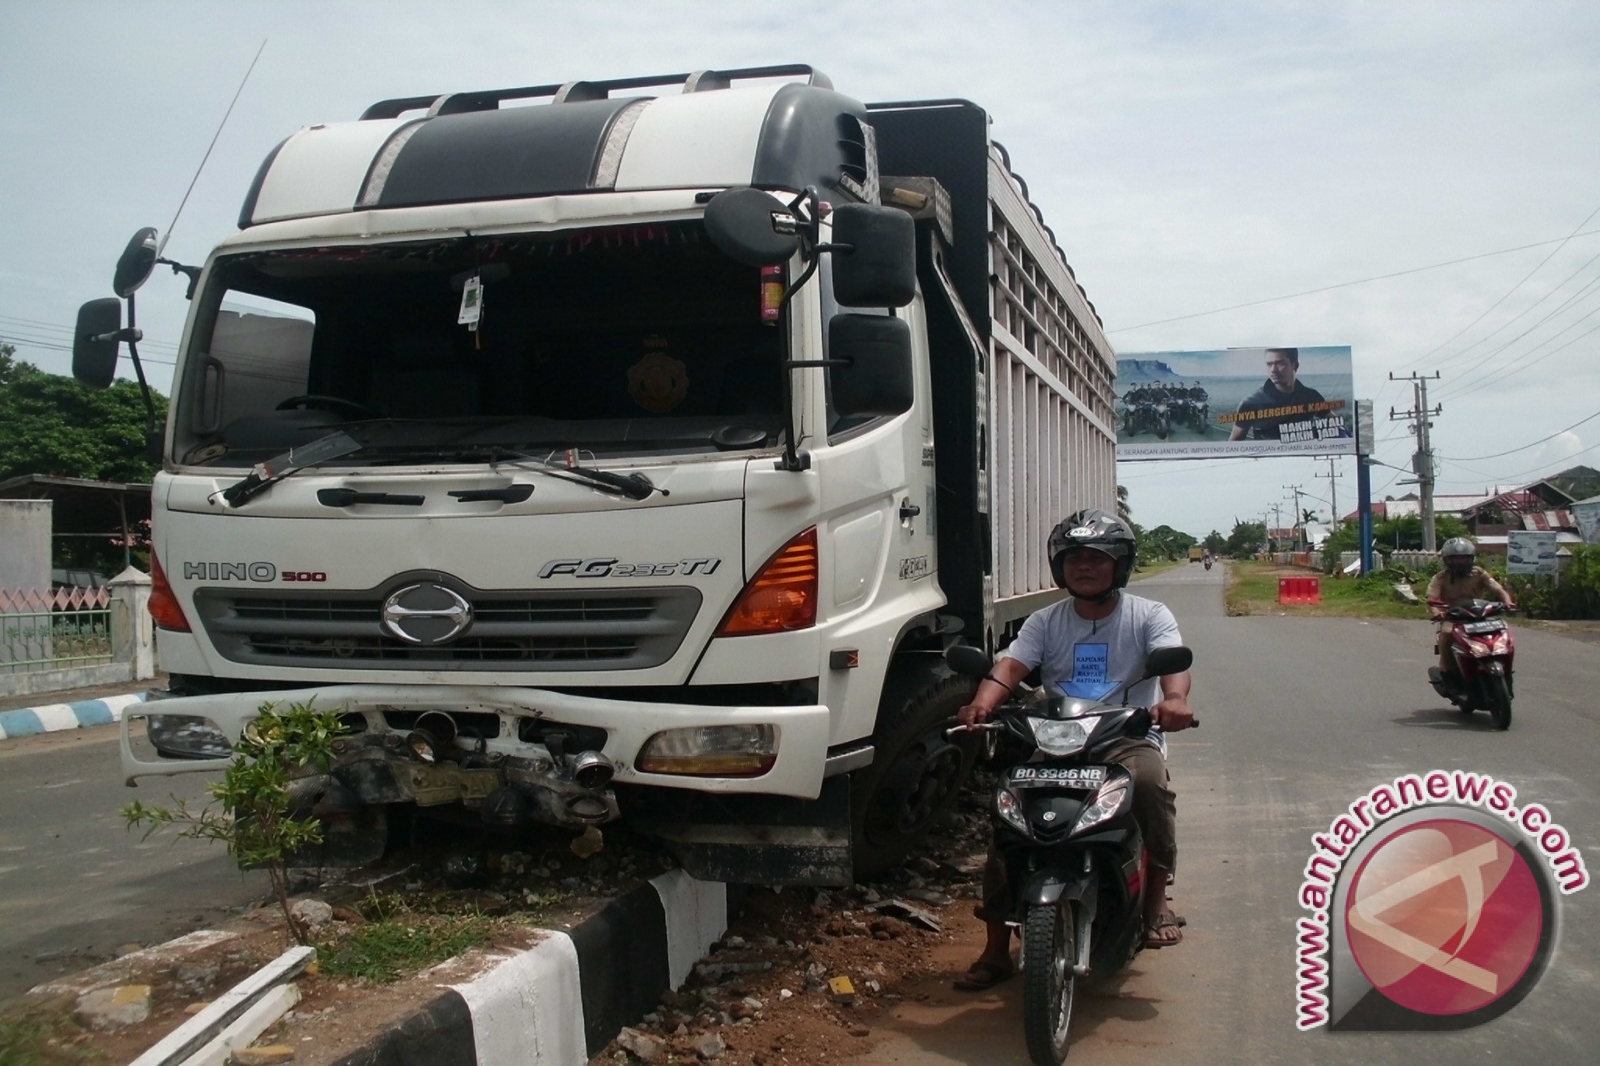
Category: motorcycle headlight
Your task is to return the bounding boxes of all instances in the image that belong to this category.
[1029,717,1090,757]
[995,788,1029,834]
[1072,781,1130,836]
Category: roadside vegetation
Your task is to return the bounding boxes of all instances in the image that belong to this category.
[0,1011,94,1066]
[1225,561,1430,619]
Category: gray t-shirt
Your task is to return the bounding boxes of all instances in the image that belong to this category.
[1001,592,1184,747]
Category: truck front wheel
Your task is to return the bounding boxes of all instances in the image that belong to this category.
[851,665,978,881]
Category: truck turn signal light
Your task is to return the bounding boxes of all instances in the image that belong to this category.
[148,551,192,632]
[716,527,818,636]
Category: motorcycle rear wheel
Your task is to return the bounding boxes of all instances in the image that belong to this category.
[1487,675,1513,731]
[1022,902,1076,1065]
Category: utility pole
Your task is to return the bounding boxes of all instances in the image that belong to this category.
[1389,372,1442,551]
[1270,502,1284,552]
[1285,484,1306,550]
[1316,457,1343,528]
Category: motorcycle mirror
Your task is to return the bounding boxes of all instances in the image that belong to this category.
[1141,645,1193,681]
[944,643,993,678]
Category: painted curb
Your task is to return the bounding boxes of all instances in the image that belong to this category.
[0,692,148,740]
[331,869,728,1066]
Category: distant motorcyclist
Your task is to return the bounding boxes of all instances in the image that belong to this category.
[1425,537,1515,682]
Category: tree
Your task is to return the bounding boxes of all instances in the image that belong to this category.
[1320,514,1472,569]
[0,355,166,484]
[125,701,346,945]
[1203,529,1228,554]
[1140,524,1197,563]
[1225,520,1267,559]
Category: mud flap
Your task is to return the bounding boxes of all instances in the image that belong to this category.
[626,776,853,886]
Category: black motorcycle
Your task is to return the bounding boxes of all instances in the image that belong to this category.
[946,643,1194,1065]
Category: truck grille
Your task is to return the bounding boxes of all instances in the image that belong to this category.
[193,586,701,672]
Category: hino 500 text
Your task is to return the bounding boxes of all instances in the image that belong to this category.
[75,64,1118,884]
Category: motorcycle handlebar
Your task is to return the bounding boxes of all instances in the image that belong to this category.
[945,712,1199,737]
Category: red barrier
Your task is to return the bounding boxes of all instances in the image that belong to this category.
[1277,576,1321,605]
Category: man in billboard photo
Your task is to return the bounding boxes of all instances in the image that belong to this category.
[1228,347,1329,441]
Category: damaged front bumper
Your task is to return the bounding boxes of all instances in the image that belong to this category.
[122,684,831,833]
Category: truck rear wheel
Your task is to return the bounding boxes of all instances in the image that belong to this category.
[851,665,977,881]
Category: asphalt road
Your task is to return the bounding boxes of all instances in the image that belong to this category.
[4,564,1595,1063]
[0,724,267,1001]
[853,562,1597,1064]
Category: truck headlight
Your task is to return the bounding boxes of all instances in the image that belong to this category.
[146,714,233,759]
[636,724,777,777]
[1029,718,1089,757]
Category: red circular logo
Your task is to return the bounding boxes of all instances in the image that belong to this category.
[1346,819,1542,1015]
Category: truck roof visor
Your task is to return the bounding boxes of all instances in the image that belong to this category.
[372,98,635,209]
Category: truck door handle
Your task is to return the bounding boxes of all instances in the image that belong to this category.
[449,485,534,504]
[899,500,921,521]
[317,489,425,507]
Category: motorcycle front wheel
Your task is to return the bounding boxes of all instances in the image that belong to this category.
[1023,902,1076,1065]
[1487,675,1513,731]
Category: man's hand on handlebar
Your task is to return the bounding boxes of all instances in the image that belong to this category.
[956,700,997,728]
[1152,693,1197,731]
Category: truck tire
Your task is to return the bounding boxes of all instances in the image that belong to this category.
[851,664,977,881]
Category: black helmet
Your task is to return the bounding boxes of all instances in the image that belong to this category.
[1440,537,1477,578]
[1048,508,1137,595]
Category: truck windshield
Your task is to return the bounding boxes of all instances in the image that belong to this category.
[173,222,786,466]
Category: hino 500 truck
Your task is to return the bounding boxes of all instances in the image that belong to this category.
[75,64,1118,884]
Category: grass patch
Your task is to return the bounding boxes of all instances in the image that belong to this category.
[1225,561,1431,619]
[315,893,499,983]
[0,1010,98,1066]
[1132,558,1187,580]
[311,884,576,983]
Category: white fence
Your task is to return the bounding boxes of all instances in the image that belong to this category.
[0,568,155,698]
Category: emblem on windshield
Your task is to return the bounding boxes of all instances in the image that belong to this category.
[381,582,473,645]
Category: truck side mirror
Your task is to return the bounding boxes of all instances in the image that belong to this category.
[73,298,123,389]
[829,204,915,308]
[703,188,801,267]
[113,227,160,298]
[829,314,913,418]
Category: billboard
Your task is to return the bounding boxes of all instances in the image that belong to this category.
[1507,530,1558,576]
[1115,345,1355,460]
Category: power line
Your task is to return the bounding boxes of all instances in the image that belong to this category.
[1437,407,1600,463]
[1428,258,1600,390]
[1393,204,1600,372]
[1107,228,1600,334]
[1438,438,1600,487]
[1438,303,1600,401]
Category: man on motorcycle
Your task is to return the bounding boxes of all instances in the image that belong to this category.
[953,509,1196,990]
[1425,537,1515,681]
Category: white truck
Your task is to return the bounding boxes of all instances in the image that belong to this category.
[75,64,1118,884]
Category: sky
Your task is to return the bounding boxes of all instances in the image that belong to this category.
[3,1,1599,536]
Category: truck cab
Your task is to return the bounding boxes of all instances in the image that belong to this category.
[74,65,1118,884]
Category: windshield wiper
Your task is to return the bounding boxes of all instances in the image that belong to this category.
[221,431,365,507]
[536,463,662,500]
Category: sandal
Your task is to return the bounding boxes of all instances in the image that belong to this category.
[1143,913,1185,949]
[953,958,1016,991]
